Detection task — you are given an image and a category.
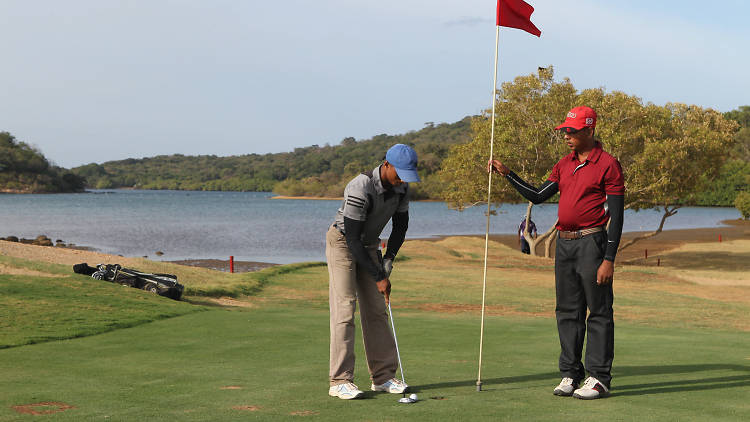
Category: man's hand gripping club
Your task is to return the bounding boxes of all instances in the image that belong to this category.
[377,278,391,305]
[377,256,394,304]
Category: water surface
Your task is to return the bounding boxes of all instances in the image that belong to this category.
[0,190,740,263]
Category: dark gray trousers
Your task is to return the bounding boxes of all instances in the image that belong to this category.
[555,231,614,387]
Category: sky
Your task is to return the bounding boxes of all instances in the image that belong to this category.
[1,0,748,168]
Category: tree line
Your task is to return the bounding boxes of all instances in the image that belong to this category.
[70,118,473,200]
[439,67,748,255]
[2,72,747,217]
[0,132,85,193]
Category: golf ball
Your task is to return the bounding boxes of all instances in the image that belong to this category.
[409,393,418,401]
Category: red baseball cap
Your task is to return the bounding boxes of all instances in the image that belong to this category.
[555,106,597,132]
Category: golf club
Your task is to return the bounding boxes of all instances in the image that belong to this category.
[387,300,418,404]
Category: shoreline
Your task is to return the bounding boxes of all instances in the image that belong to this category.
[270,195,444,202]
[1,219,746,273]
[452,219,749,262]
[166,259,278,273]
[270,195,341,201]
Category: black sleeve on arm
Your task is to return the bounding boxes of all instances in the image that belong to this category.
[604,194,625,262]
[343,216,387,281]
[505,171,559,204]
[384,211,408,260]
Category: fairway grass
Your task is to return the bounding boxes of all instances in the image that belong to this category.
[0,255,203,348]
[1,308,748,421]
[1,236,749,420]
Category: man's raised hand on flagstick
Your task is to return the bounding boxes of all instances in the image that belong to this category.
[487,159,510,176]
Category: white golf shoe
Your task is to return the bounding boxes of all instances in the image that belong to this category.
[371,378,409,394]
[572,377,610,399]
[329,382,364,400]
[553,377,578,396]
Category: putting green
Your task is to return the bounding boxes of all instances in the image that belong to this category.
[1,236,749,420]
[1,306,749,421]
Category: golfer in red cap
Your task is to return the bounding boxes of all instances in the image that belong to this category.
[488,106,625,399]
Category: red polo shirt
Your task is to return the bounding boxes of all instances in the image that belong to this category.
[548,142,624,231]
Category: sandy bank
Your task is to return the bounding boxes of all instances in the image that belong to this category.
[2,219,747,279]
[476,219,750,262]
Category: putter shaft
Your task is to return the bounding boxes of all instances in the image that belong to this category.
[388,301,406,384]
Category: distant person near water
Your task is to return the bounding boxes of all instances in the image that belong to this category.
[488,106,625,400]
[325,144,420,400]
[518,216,537,254]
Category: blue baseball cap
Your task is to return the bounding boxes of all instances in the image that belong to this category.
[385,144,420,183]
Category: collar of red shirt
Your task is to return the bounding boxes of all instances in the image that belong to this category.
[565,141,603,164]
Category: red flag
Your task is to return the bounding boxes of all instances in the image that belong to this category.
[496,0,541,37]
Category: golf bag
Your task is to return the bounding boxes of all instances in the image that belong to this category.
[73,263,184,301]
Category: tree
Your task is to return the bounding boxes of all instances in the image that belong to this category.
[724,106,750,162]
[725,105,750,128]
[439,68,738,256]
[0,131,85,193]
[340,137,357,146]
[439,67,575,256]
[736,191,750,220]
[733,167,750,220]
[607,102,737,251]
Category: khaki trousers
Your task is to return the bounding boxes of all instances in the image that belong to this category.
[326,225,397,386]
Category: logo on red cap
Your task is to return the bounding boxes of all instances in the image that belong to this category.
[556,106,597,131]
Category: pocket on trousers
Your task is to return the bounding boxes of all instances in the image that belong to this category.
[590,232,607,258]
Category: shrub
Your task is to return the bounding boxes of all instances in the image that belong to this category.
[735,191,750,219]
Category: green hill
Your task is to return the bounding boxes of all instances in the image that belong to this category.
[70,117,473,199]
[61,103,750,205]
[0,132,85,193]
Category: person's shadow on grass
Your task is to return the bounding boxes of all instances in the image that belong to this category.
[416,372,559,392]
[415,364,750,397]
[611,364,750,397]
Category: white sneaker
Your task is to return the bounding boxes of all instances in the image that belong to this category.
[329,382,364,400]
[572,377,610,400]
[371,378,409,394]
[553,377,578,396]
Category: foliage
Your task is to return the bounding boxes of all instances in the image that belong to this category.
[724,105,750,128]
[690,105,750,206]
[9,93,740,205]
[694,159,750,206]
[0,132,85,193]
[695,105,750,207]
[736,191,750,219]
[439,68,574,210]
[438,68,738,252]
[439,67,738,213]
[70,119,473,199]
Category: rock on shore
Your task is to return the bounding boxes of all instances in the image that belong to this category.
[1,234,79,248]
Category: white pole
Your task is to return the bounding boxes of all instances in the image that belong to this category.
[477,24,500,393]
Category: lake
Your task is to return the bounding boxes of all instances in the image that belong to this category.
[0,190,741,264]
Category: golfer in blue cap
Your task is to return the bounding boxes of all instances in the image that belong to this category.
[326,144,419,400]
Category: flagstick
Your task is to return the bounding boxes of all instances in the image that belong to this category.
[477,24,500,393]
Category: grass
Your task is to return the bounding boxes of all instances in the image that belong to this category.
[0,237,749,420]
[1,307,748,421]
[0,255,202,348]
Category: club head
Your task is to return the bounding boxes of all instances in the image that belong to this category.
[398,397,416,404]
